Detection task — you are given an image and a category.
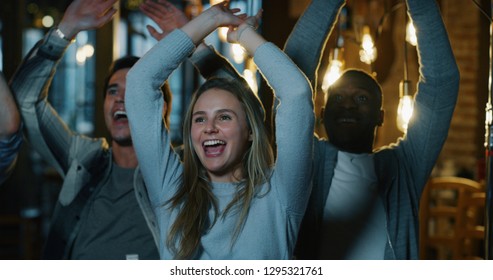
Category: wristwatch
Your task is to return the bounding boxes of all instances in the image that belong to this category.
[54,27,75,42]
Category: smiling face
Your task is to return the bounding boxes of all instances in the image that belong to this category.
[323,70,384,154]
[190,88,252,182]
[104,68,132,146]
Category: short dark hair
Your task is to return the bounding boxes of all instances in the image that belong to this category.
[103,56,139,96]
[330,69,383,107]
[103,55,173,126]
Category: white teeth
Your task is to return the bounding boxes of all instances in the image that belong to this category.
[337,118,356,123]
[203,139,225,146]
[114,110,127,118]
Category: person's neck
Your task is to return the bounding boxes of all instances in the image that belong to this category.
[112,142,138,169]
[333,140,374,154]
[340,146,373,154]
[208,166,244,183]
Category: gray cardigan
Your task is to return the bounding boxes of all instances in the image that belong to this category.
[298,0,460,259]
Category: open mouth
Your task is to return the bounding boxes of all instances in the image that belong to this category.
[113,110,128,121]
[336,117,357,124]
[202,139,226,156]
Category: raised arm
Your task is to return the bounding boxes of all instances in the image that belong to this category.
[57,0,117,40]
[10,0,117,175]
[0,71,22,184]
[259,0,346,141]
[140,0,189,41]
[401,0,460,189]
[229,12,314,212]
[141,0,243,82]
[126,2,245,201]
[283,0,345,88]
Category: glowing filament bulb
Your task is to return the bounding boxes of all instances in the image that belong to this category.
[406,19,417,46]
[322,47,344,92]
[218,27,229,42]
[232,43,245,64]
[396,80,414,133]
[397,96,414,133]
[243,69,258,94]
[359,26,377,64]
[322,59,343,92]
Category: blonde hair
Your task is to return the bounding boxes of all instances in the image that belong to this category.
[166,77,274,259]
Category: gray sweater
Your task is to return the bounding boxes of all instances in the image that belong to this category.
[125,29,314,259]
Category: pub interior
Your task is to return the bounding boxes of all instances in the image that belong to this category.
[0,0,491,260]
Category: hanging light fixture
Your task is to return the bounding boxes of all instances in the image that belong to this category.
[218,27,229,42]
[231,43,246,64]
[243,68,258,94]
[243,59,258,94]
[359,25,377,64]
[396,11,415,133]
[322,9,348,93]
[185,0,203,18]
[322,36,345,92]
[396,80,414,132]
[406,17,417,46]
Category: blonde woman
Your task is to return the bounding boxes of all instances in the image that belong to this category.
[126,2,313,259]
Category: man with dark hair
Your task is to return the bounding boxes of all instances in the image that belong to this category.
[11,0,161,259]
[10,0,230,259]
[295,0,460,259]
[322,69,384,154]
[103,56,173,130]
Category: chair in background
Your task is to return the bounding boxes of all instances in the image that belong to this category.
[419,176,485,260]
